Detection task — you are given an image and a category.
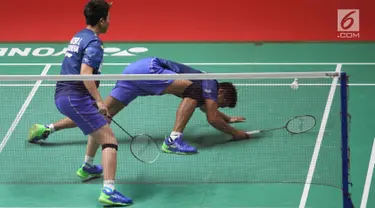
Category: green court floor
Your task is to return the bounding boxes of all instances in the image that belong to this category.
[0,42,374,208]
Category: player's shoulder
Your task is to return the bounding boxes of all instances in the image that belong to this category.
[72,29,103,47]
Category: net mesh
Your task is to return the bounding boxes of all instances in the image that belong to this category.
[0,73,343,189]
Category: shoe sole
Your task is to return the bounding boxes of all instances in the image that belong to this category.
[162,147,198,155]
[77,173,102,180]
[77,169,103,180]
[98,197,132,206]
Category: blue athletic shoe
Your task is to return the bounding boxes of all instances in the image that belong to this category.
[76,163,103,180]
[99,187,133,206]
[162,136,198,154]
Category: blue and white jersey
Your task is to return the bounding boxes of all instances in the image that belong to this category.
[55,29,104,98]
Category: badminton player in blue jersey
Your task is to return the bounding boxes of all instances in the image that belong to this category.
[29,58,248,154]
[31,0,132,206]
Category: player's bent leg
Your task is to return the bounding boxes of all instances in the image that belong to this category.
[161,81,199,154]
[53,117,78,131]
[90,124,133,206]
[161,79,193,96]
[51,95,104,181]
[104,95,126,118]
[76,135,102,180]
[86,135,100,160]
[57,94,132,205]
[162,97,198,154]
[28,117,77,143]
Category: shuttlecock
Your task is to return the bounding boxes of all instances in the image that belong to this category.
[291,78,298,90]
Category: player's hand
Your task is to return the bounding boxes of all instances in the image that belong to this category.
[232,130,249,140]
[228,116,246,123]
[96,101,109,117]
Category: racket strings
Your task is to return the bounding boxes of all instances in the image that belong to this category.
[110,117,160,163]
[130,134,160,163]
[286,116,316,134]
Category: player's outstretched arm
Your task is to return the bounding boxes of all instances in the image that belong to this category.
[199,106,245,123]
[203,100,248,140]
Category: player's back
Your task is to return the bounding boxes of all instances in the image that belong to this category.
[55,29,103,98]
[119,57,218,104]
[156,58,203,74]
[122,57,203,74]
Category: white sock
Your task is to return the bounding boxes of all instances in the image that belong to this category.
[47,124,55,133]
[168,131,182,142]
[103,180,115,191]
[84,155,94,166]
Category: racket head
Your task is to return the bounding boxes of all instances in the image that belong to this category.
[285,115,316,134]
[130,133,161,164]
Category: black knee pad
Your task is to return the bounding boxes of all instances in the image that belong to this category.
[102,143,118,151]
[182,82,202,100]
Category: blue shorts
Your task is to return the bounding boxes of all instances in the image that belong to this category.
[55,95,108,135]
[110,64,175,106]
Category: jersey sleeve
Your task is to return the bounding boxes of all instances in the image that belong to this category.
[82,40,104,73]
[201,80,218,102]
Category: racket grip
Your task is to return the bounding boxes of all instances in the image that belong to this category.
[246,130,261,135]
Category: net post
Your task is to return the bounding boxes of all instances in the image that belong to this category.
[340,72,353,208]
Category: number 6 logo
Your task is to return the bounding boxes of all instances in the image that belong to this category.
[338,9,360,32]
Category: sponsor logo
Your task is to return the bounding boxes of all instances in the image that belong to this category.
[0,47,148,57]
[337,9,360,39]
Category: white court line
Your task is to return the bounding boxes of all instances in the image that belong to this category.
[0,83,375,87]
[360,138,375,208]
[298,64,342,208]
[0,64,51,153]
[0,62,375,66]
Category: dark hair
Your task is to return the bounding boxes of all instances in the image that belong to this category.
[84,0,111,26]
[219,82,237,108]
